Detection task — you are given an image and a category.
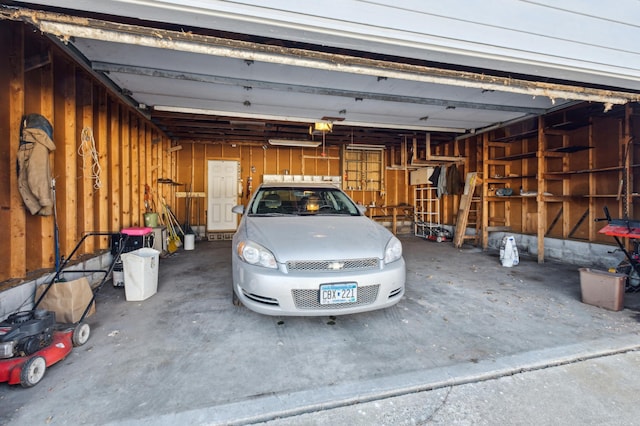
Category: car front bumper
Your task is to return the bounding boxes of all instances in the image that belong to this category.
[232,257,406,316]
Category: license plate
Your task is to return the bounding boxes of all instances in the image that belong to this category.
[320,283,357,305]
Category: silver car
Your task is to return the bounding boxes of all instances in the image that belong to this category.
[231,182,406,316]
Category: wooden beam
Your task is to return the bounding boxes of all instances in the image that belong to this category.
[54,58,79,259]
[536,118,545,263]
[77,73,95,253]
[120,109,131,227]
[130,116,140,226]
[624,104,633,222]
[24,36,54,273]
[1,23,26,279]
[95,86,110,246]
[481,133,489,249]
[109,100,122,231]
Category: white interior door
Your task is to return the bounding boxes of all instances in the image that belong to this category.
[207,160,239,231]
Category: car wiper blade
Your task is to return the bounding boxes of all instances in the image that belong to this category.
[250,213,289,217]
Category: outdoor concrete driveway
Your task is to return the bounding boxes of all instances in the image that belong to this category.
[2,237,640,425]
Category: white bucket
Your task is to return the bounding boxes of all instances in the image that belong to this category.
[184,234,195,250]
[113,269,124,287]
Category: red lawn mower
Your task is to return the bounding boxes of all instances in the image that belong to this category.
[0,310,89,387]
[0,232,126,387]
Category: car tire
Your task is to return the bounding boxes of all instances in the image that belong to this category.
[21,356,46,387]
[72,322,91,347]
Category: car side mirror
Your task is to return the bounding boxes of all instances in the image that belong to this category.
[232,205,245,214]
[357,205,367,214]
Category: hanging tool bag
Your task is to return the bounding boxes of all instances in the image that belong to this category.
[17,114,56,216]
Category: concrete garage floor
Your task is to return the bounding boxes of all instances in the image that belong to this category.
[2,236,640,425]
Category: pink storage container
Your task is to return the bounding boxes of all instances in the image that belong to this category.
[121,226,153,236]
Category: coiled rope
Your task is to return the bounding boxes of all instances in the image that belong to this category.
[79,127,102,189]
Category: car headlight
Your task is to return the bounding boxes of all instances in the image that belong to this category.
[384,236,403,264]
[237,240,277,269]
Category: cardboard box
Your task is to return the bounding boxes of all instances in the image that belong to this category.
[579,268,626,311]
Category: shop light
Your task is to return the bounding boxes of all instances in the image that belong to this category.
[345,144,385,151]
[268,139,322,148]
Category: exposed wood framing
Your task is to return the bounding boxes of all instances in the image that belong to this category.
[1,23,26,280]
[624,104,634,223]
[0,23,171,285]
[587,118,597,241]
[24,34,54,274]
[77,73,95,252]
[536,117,545,263]
[95,86,109,246]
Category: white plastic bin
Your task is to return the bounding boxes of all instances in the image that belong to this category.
[121,247,160,301]
[184,233,195,250]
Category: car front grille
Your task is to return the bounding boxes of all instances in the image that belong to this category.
[292,284,380,309]
[286,258,379,272]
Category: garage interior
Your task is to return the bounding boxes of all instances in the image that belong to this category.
[2,1,640,291]
[2,1,640,422]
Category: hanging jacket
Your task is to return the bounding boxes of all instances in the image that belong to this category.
[18,127,55,215]
[437,165,447,197]
[446,164,463,195]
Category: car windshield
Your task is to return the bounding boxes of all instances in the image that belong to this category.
[248,187,362,216]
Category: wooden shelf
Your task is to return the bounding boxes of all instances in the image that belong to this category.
[479,107,634,265]
[494,151,536,161]
[490,122,589,143]
[543,165,624,177]
[545,145,593,154]
[491,129,538,142]
[583,193,640,198]
[486,194,581,202]
[486,175,535,182]
[545,120,590,132]
[540,195,568,203]
[494,145,592,161]
[486,195,522,201]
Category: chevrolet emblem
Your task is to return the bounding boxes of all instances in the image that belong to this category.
[327,262,344,270]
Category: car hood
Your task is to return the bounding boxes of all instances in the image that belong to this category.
[242,216,393,261]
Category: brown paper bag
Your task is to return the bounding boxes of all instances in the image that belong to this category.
[35,276,96,323]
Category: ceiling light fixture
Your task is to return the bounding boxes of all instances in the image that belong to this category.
[345,144,385,151]
[311,122,333,133]
[268,139,321,148]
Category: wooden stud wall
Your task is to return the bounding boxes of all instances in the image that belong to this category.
[0,22,172,285]
[458,105,639,262]
[174,144,346,226]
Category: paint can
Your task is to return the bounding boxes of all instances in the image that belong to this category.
[144,212,159,227]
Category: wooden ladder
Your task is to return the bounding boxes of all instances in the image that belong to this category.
[453,172,482,248]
